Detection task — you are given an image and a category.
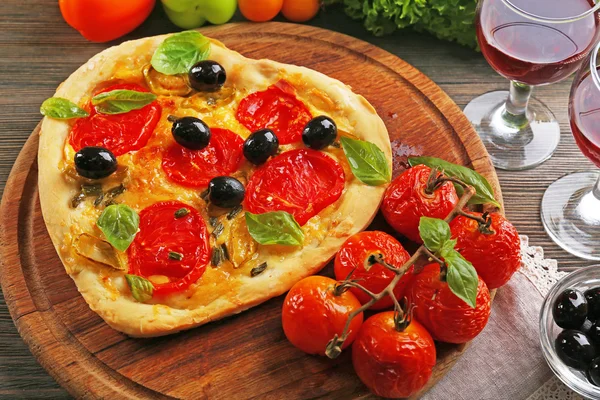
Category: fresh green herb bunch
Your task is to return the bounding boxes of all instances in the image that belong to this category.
[324,0,479,49]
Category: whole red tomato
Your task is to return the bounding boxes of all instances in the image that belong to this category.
[381,165,458,243]
[59,0,155,42]
[334,231,413,310]
[352,311,436,398]
[407,263,491,344]
[282,276,363,355]
[450,212,521,289]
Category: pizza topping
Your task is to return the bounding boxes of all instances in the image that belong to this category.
[251,262,268,277]
[151,30,211,76]
[189,60,227,92]
[243,128,279,165]
[302,116,338,150]
[69,83,161,156]
[211,246,225,267]
[236,81,312,144]
[74,146,118,180]
[143,65,192,96]
[162,127,244,188]
[125,274,154,303]
[73,233,127,271]
[208,176,246,208]
[169,116,211,150]
[174,208,190,218]
[340,137,391,186]
[97,204,140,252]
[227,205,243,220]
[40,97,89,120]
[91,89,157,115]
[168,251,184,261]
[245,149,345,225]
[128,201,210,296]
[245,211,304,246]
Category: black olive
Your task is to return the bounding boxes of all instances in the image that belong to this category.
[553,289,588,329]
[171,116,211,150]
[208,176,245,208]
[586,287,600,320]
[588,357,600,386]
[74,146,117,180]
[555,330,596,370]
[588,321,600,345]
[188,60,226,92]
[243,129,279,165]
[302,116,337,150]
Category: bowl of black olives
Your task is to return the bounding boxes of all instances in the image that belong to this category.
[540,264,600,398]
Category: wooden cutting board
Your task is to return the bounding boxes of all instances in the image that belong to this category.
[0,23,501,399]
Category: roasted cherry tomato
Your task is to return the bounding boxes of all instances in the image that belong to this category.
[162,128,244,188]
[407,263,491,344]
[352,311,436,399]
[236,81,312,144]
[69,83,161,157]
[245,149,345,225]
[334,231,413,310]
[128,201,211,296]
[59,0,155,42]
[381,165,459,243]
[239,0,283,22]
[450,212,521,289]
[282,276,363,355]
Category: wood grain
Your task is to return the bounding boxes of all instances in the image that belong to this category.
[0,21,502,400]
[0,3,592,399]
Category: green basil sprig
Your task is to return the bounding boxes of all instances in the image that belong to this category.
[409,156,501,208]
[97,204,140,251]
[40,97,89,120]
[151,30,211,75]
[245,211,304,246]
[340,137,391,186]
[125,274,154,303]
[419,216,479,308]
[91,90,157,115]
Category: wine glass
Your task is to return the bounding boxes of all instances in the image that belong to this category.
[542,42,600,260]
[464,0,600,170]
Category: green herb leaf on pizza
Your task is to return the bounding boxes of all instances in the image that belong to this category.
[151,30,211,75]
[245,211,304,246]
[40,97,89,120]
[97,204,140,251]
[91,90,157,115]
[125,274,154,303]
[341,137,391,186]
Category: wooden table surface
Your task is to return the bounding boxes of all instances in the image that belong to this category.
[0,2,594,399]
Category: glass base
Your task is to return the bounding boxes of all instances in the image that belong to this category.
[541,171,600,261]
[464,91,560,171]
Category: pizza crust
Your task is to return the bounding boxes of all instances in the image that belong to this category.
[38,33,391,337]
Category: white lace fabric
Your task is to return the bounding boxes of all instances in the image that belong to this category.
[422,236,582,400]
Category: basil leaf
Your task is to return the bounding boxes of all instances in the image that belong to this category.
[245,211,304,246]
[341,137,391,186]
[125,274,154,303]
[445,250,479,308]
[419,217,451,254]
[151,30,211,75]
[439,238,457,259]
[97,204,140,251]
[40,97,89,120]
[91,90,157,115]
[408,156,501,208]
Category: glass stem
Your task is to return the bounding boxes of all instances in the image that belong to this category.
[593,173,600,200]
[502,81,533,128]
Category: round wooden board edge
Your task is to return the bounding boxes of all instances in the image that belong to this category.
[0,23,503,400]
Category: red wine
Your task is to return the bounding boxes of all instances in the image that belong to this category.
[477,0,599,86]
[570,69,600,167]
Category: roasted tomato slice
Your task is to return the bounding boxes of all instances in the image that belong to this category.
[245,149,345,225]
[69,83,161,156]
[161,128,244,188]
[236,81,312,144]
[334,231,413,310]
[128,201,211,296]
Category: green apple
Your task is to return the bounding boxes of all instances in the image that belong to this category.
[162,0,237,29]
